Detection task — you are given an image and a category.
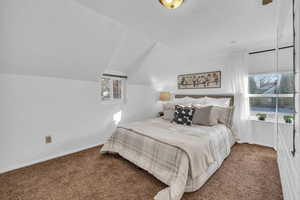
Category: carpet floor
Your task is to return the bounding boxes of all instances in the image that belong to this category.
[0,144,283,200]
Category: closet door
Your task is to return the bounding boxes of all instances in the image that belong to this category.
[276,0,295,151]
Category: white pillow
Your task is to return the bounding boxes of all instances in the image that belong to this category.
[174,97,206,105]
[192,103,208,109]
[173,97,192,103]
[205,97,231,107]
[190,98,206,105]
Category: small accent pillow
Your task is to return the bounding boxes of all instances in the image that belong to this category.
[163,109,175,121]
[173,105,195,126]
[192,106,219,126]
[162,103,175,121]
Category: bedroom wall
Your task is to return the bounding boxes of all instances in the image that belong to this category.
[128,44,232,94]
[0,74,158,173]
[248,47,293,73]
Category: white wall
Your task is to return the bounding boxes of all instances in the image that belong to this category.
[248,47,293,74]
[0,74,158,173]
[128,43,232,94]
[250,121,276,147]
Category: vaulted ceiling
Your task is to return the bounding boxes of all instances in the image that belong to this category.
[0,0,281,82]
[76,0,277,55]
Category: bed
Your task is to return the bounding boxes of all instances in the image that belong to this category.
[101,95,235,200]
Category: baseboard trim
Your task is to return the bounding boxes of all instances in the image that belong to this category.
[0,142,104,174]
[251,142,273,148]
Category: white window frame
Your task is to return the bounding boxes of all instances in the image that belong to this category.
[248,72,295,119]
[100,76,125,103]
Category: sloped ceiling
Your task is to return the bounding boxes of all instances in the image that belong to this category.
[76,0,277,56]
[0,0,157,81]
[0,0,281,83]
[106,28,156,73]
[127,43,187,86]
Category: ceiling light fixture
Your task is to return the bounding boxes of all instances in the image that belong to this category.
[159,0,184,9]
[262,0,273,6]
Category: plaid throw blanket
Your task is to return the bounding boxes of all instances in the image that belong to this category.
[101,119,231,200]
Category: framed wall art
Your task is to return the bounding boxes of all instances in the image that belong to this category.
[177,71,221,89]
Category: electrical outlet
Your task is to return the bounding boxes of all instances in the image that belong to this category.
[45,136,52,144]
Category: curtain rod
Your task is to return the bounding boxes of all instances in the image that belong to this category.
[102,73,128,79]
[248,45,294,55]
[291,0,296,157]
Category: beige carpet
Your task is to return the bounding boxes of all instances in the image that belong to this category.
[0,144,283,200]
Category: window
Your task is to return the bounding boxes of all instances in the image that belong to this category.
[101,78,111,100]
[248,73,295,116]
[101,77,124,101]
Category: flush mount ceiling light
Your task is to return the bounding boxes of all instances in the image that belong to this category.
[262,0,273,5]
[159,0,184,9]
